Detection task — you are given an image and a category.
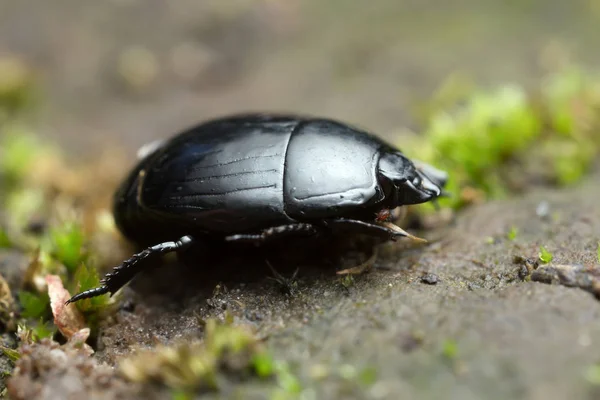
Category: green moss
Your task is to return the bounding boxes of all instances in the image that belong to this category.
[120,319,279,392]
[28,319,56,340]
[441,339,459,360]
[16,321,56,344]
[0,56,37,116]
[358,366,378,387]
[541,67,600,136]
[0,126,51,193]
[539,246,553,264]
[405,67,600,211]
[0,130,35,188]
[0,226,10,248]
[72,262,108,311]
[0,108,109,345]
[336,364,378,387]
[423,85,540,200]
[507,226,518,241]
[70,262,110,334]
[17,291,50,320]
[0,130,61,254]
[47,222,88,274]
[273,361,302,395]
[339,274,355,289]
[252,351,276,378]
[586,364,600,385]
[171,391,193,400]
[0,346,20,363]
[5,188,45,233]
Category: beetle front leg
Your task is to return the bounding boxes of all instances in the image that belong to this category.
[66,235,195,304]
[322,218,426,243]
[224,224,319,244]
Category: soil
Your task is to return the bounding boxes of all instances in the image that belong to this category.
[97,177,600,400]
[2,1,600,399]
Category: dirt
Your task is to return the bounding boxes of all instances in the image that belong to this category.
[3,1,600,399]
[89,176,600,399]
[7,175,600,399]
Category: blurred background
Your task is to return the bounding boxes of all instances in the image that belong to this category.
[1,0,599,157]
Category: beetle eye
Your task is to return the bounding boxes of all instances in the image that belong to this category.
[412,176,421,187]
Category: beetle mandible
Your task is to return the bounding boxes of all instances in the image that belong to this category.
[67,114,447,304]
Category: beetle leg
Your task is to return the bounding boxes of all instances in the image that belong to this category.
[224,224,318,244]
[266,261,300,296]
[322,218,427,243]
[65,235,195,304]
[336,246,379,275]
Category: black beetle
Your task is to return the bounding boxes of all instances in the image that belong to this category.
[67,114,447,304]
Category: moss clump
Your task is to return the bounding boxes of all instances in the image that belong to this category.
[539,246,553,264]
[586,364,600,385]
[0,128,45,192]
[405,66,600,210]
[428,85,539,197]
[441,339,459,360]
[0,227,10,249]
[0,55,37,118]
[46,222,88,274]
[119,319,279,392]
[70,263,105,312]
[17,292,49,320]
[1,127,112,344]
[507,226,519,241]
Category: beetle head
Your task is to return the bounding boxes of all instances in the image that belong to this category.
[412,159,449,191]
[377,152,443,206]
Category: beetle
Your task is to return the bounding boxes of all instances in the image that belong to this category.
[66,114,447,304]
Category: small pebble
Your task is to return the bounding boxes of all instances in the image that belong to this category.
[536,201,550,219]
[245,310,263,322]
[120,300,135,313]
[420,273,439,285]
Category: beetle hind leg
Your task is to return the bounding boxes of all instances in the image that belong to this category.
[224,223,318,244]
[66,235,195,304]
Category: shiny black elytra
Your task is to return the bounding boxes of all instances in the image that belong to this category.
[67,114,447,304]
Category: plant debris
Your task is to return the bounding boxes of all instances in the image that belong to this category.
[7,338,134,400]
[337,248,379,275]
[0,273,16,331]
[513,255,539,280]
[46,275,87,340]
[531,263,600,298]
[45,275,94,356]
[119,319,275,392]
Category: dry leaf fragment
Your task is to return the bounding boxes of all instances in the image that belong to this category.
[0,272,16,331]
[45,274,86,339]
[67,328,94,356]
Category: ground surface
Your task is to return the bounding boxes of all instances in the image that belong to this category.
[94,175,600,400]
[2,1,600,399]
